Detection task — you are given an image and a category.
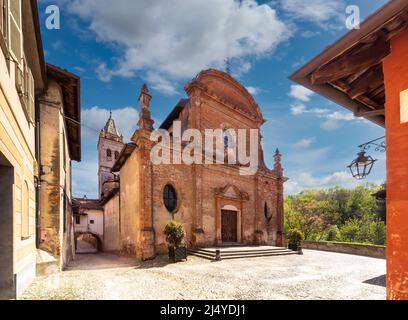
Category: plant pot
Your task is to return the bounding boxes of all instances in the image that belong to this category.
[288,243,300,251]
[168,246,187,262]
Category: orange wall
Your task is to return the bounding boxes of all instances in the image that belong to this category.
[383,29,408,300]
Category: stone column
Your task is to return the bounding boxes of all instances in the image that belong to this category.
[274,149,286,247]
[190,90,205,247]
[132,84,156,260]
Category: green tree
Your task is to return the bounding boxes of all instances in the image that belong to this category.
[284,184,386,246]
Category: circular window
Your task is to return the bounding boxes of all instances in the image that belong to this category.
[163,184,178,213]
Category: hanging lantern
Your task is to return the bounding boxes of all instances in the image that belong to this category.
[347,151,377,180]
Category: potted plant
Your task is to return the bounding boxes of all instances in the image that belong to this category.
[164,220,187,262]
[287,229,304,252]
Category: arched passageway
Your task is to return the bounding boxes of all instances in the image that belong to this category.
[75,232,103,254]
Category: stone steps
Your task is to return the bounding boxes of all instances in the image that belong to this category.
[36,249,60,276]
[187,247,299,261]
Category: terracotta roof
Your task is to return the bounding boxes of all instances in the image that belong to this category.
[290,0,408,127]
[72,198,102,211]
[160,99,190,130]
[47,64,81,161]
[100,187,120,205]
[111,143,137,172]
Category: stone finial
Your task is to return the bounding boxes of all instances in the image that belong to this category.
[139,83,152,111]
[274,148,282,175]
[137,84,154,132]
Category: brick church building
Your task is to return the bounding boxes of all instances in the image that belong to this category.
[94,69,288,260]
[81,69,288,259]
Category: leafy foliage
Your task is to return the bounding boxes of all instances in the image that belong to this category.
[164,220,185,248]
[287,229,304,246]
[284,184,386,245]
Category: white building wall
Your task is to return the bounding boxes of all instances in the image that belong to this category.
[74,209,104,238]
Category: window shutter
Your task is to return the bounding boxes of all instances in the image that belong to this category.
[9,0,21,61]
[28,68,35,122]
[15,57,24,94]
[0,0,5,37]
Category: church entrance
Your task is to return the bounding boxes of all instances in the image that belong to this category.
[221,210,238,243]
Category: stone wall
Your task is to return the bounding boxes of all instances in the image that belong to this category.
[119,150,140,255]
[39,78,76,269]
[302,241,385,259]
[103,194,120,252]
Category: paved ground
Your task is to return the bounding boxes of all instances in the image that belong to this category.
[76,240,98,254]
[21,250,386,300]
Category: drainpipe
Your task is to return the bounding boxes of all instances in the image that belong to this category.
[35,96,42,248]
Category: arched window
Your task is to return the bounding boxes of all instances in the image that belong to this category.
[223,129,235,148]
[115,151,120,160]
[106,149,112,158]
[163,184,178,213]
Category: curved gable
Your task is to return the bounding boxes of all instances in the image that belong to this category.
[185,69,264,123]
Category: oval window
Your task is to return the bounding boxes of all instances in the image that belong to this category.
[163,184,178,213]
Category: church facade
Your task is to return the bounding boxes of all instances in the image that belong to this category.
[108,69,288,260]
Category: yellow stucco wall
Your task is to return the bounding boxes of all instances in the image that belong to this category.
[119,150,140,255]
[0,60,37,297]
[104,194,120,252]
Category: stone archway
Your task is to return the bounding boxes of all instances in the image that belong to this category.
[74,232,103,253]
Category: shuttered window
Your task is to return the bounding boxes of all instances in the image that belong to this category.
[0,0,8,58]
[0,0,7,38]
[21,181,30,239]
[9,0,21,61]
[16,56,35,123]
[27,67,35,122]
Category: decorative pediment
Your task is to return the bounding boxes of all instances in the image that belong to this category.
[185,69,265,124]
[214,184,249,201]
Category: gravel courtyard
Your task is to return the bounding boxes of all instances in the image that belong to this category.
[21,250,386,300]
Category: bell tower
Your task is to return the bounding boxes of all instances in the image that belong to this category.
[98,112,124,198]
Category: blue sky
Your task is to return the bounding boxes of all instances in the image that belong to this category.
[38,0,388,198]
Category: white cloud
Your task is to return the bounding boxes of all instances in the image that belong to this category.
[246,86,261,95]
[82,106,139,141]
[320,119,341,131]
[68,0,291,90]
[144,72,179,96]
[291,138,315,149]
[290,103,357,130]
[290,103,329,116]
[72,160,98,198]
[289,84,314,102]
[74,106,139,198]
[285,171,361,195]
[320,111,356,131]
[277,0,346,28]
[290,103,306,115]
[300,30,321,38]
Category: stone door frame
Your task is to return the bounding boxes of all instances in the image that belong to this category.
[221,206,240,244]
[214,184,249,246]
